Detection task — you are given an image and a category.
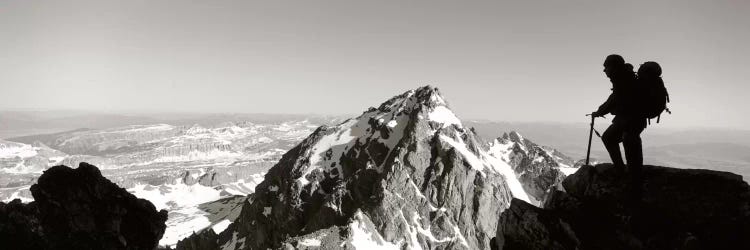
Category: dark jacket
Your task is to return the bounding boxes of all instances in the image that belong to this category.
[596,68,642,124]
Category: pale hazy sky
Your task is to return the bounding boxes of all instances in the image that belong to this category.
[1,0,748,128]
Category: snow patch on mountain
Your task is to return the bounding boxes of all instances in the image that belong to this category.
[440,133,531,203]
[130,182,221,246]
[488,140,514,162]
[439,135,488,172]
[298,119,360,187]
[298,238,322,247]
[558,166,579,175]
[212,219,232,234]
[428,106,462,128]
[344,210,400,250]
[129,174,264,247]
[220,174,265,196]
[130,182,221,211]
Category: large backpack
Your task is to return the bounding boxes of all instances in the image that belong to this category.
[638,61,671,123]
[641,77,670,122]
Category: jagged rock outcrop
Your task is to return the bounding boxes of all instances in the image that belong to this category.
[175,230,220,250]
[178,86,529,249]
[488,132,577,205]
[496,199,579,250]
[0,162,168,250]
[495,163,750,250]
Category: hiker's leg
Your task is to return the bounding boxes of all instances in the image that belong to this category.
[623,130,643,171]
[623,121,646,200]
[601,122,625,167]
[623,121,645,173]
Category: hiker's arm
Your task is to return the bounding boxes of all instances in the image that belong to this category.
[593,93,614,117]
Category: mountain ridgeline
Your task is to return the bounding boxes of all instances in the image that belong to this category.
[177,86,532,249]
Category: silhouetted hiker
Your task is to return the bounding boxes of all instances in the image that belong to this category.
[591,54,646,186]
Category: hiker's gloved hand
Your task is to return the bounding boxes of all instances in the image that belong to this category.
[591,110,606,118]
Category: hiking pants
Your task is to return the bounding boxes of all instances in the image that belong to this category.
[601,119,646,172]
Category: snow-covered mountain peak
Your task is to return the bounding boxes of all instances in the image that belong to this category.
[292,86,494,194]
[177,86,528,249]
[370,85,461,129]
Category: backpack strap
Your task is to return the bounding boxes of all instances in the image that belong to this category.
[664,89,671,116]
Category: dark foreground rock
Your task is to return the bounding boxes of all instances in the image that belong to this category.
[0,199,45,249]
[496,199,579,250]
[495,164,750,250]
[0,162,168,250]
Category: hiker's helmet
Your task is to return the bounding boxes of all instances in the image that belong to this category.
[638,61,662,77]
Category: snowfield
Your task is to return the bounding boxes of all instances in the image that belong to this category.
[129,175,265,247]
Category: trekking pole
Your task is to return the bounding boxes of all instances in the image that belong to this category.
[585,113,595,166]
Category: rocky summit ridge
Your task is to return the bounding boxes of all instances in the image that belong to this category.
[177,86,531,249]
[495,163,750,250]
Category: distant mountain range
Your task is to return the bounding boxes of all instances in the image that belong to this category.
[4,109,747,180]
[0,111,346,139]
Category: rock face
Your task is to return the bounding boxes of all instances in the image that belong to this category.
[0,162,168,250]
[488,132,577,205]
[495,163,750,250]
[178,86,529,249]
[496,199,579,250]
[0,199,45,250]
